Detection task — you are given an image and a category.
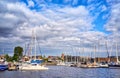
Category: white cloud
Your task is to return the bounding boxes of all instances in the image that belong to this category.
[104,1,120,54]
[0,0,112,56]
[59,6,89,16]
[105,2,120,32]
[28,0,35,7]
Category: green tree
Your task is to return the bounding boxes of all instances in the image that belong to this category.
[5,54,10,61]
[13,46,23,62]
[5,54,13,62]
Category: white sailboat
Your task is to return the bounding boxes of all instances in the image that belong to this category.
[19,62,48,70]
[19,29,48,70]
[99,41,108,68]
[87,44,99,68]
[79,46,88,68]
[109,42,120,68]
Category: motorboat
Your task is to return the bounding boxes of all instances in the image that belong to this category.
[0,60,8,71]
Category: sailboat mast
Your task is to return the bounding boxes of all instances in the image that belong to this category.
[83,46,85,62]
[30,30,34,59]
[109,43,113,62]
[116,42,119,63]
[105,40,110,63]
[34,30,37,60]
[94,44,96,64]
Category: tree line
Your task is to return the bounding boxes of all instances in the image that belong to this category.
[5,46,23,62]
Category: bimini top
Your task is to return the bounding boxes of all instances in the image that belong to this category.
[31,59,44,64]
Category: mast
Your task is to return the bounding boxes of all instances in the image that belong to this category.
[70,48,72,63]
[65,51,67,63]
[94,44,96,64]
[109,43,113,62]
[105,40,110,63]
[65,46,67,63]
[31,29,37,60]
[76,48,79,63]
[79,40,81,63]
[30,30,34,59]
[97,40,100,63]
[71,47,73,63]
[83,46,85,62]
[116,42,119,63]
[34,29,37,60]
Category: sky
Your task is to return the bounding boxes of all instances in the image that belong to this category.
[0,0,120,57]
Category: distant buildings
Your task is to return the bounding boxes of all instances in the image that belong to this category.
[1,53,119,63]
[64,55,120,63]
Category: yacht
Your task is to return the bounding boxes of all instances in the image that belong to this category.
[108,42,120,68]
[87,62,99,68]
[19,59,48,70]
[19,29,48,70]
[108,62,120,68]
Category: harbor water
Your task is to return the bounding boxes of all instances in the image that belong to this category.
[0,66,120,78]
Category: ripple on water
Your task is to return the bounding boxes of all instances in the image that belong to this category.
[0,66,120,78]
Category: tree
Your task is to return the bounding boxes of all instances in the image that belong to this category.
[5,54,13,62]
[5,54,10,62]
[13,46,23,62]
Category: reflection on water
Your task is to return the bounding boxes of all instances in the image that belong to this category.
[0,66,120,78]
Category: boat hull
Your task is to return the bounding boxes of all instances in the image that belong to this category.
[109,65,120,68]
[99,64,109,68]
[19,65,48,70]
[0,65,8,71]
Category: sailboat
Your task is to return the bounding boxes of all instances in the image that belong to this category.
[79,46,88,68]
[19,29,48,70]
[109,42,120,68]
[87,44,99,68]
[99,41,108,68]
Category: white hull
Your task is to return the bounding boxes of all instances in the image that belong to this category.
[19,65,48,70]
[57,62,65,66]
[87,65,99,68]
[99,64,108,68]
[87,63,99,68]
[80,65,88,68]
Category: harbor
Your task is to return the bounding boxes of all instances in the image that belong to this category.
[0,52,120,70]
[0,0,120,78]
[0,66,120,78]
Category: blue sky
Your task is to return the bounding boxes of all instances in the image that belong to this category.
[21,0,110,32]
[0,0,120,57]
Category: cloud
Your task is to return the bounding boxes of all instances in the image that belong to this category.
[105,2,120,33]
[28,0,35,7]
[87,0,110,22]
[0,0,113,56]
[103,1,120,56]
[104,0,120,48]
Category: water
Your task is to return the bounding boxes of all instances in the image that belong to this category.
[0,66,120,78]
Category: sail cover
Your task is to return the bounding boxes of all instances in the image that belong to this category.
[31,59,43,64]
